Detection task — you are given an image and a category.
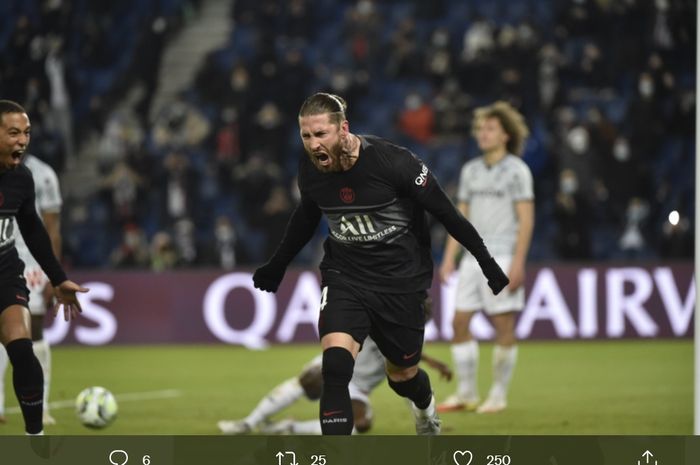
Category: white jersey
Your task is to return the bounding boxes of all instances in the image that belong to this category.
[13,154,63,271]
[457,154,533,257]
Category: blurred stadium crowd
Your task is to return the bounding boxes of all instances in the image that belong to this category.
[0,0,695,269]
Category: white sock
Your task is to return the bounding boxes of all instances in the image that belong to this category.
[451,340,479,400]
[0,345,8,416]
[32,339,52,411]
[291,419,322,434]
[413,394,436,418]
[245,377,304,427]
[489,345,518,400]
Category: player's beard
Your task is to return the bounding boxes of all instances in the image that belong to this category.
[308,140,344,173]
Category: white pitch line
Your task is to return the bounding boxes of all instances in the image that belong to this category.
[4,389,182,415]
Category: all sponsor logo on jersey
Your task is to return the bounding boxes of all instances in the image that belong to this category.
[414,164,429,187]
[0,216,15,246]
[339,187,355,204]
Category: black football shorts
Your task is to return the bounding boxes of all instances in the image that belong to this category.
[0,260,30,314]
[318,277,428,367]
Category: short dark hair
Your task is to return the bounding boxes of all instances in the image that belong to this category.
[298,93,347,126]
[0,100,27,118]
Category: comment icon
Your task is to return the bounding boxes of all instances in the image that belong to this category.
[109,449,129,465]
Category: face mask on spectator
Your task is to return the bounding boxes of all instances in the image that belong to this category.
[567,126,589,154]
[613,139,630,162]
[560,176,578,194]
[405,94,423,110]
[639,78,654,98]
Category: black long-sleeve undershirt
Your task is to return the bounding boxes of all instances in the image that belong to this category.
[15,182,67,286]
[266,195,322,268]
[413,175,492,265]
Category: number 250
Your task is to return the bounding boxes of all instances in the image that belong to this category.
[487,455,511,465]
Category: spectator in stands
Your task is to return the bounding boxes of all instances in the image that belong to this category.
[398,92,435,145]
[150,231,178,272]
[110,223,150,268]
[553,169,592,260]
[213,215,237,270]
[100,159,145,228]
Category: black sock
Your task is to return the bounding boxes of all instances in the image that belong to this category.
[320,347,355,435]
[6,338,44,434]
[388,368,433,410]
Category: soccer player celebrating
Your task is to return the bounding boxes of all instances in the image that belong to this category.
[437,101,534,414]
[253,93,509,435]
[0,152,64,426]
[0,100,87,435]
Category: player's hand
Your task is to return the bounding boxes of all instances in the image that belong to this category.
[52,280,89,321]
[253,261,286,293]
[480,257,509,295]
[507,261,525,292]
[422,355,453,381]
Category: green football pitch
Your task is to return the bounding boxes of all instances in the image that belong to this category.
[0,340,692,435]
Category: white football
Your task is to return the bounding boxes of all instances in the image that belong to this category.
[75,386,118,429]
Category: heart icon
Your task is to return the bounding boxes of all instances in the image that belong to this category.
[453,450,473,465]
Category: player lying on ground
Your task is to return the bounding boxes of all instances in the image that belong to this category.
[218,337,452,434]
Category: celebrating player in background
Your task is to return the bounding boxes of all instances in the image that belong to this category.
[0,100,87,435]
[0,151,63,426]
[253,92,509,435]
[217,337,453,435]
[437,101,534,414]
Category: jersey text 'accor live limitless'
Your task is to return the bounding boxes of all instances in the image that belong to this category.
[0,164,66,285]
[271,135,493,294]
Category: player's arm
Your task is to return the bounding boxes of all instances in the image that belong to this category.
[16,191,87,319]
[253,194,322,293]
[439,201,469,283]
[16,183,65,286]
[40,209,62,306]
[399,155,508,294]
[508,199,533,291]
[41,210,62,259]
[420,353,453,381]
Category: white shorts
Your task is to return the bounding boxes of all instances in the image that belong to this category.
[23,265,50,316]
[349,337,385,398]
[454,255,524,315]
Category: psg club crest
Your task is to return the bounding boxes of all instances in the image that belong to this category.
[339,187,355,204]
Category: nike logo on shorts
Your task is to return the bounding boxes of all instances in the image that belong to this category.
[322,410,343,417]
[403,350,419,360]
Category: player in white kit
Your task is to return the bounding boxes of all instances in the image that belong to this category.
[437,101,534,414]
[217,337,452,434]
[0,153,62,425]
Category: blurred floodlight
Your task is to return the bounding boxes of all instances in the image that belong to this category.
[668,210,680,226]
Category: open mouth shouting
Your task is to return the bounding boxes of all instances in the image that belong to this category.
[314,151,331,167]
[10,149,24,166]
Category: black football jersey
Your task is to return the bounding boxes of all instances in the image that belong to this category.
[0,164,66,284]
[298,136,441,293]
